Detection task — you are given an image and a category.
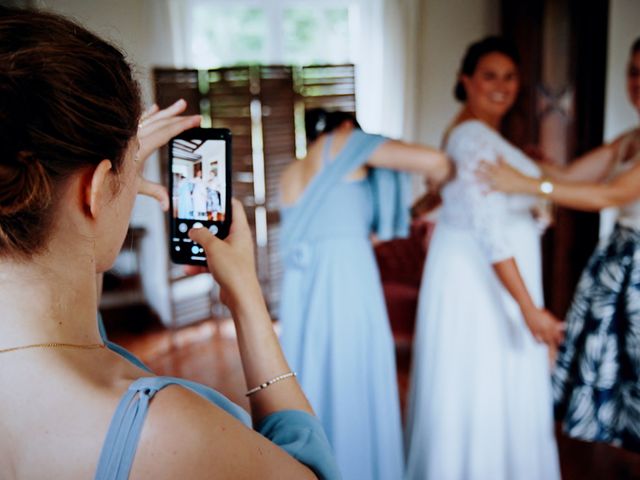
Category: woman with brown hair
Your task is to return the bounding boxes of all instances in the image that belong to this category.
[405,37,563,479]
[478,37,640,453]
[0,7,337,479]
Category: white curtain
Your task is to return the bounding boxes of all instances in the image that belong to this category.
[353,0,424,141]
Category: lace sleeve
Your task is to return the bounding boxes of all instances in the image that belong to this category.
[446,122,514,263]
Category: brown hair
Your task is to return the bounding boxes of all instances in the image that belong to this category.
[0,6,141,258]
[304,108,361,143]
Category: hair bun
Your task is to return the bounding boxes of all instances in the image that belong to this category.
[0,151,52,216]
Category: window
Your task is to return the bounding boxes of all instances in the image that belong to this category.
[282,7,351,65]
[190,6,268,67]
[184,0,357,68]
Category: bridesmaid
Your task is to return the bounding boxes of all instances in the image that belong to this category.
[478,36,640,452]
[278,109,450,480]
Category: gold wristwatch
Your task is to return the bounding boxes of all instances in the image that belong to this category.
[539,178,554,196]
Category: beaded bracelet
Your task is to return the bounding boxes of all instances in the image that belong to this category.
[245,371,297,397]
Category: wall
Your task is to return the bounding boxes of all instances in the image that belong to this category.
[409,0,500,146]
[604,0,640,141]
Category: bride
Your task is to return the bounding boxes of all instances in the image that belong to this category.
[405,36,564,480]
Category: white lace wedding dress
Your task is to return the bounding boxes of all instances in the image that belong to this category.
[405,120,561,480]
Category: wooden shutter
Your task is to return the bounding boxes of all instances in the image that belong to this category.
[258,66,296,314]
[153,64,356,324]
[298,64,357,113]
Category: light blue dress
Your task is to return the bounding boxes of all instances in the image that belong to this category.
[279,129,409,480]
[177,180,193,219]
[95,316,340,479]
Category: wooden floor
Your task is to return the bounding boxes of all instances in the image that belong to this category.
[108,317,640,480]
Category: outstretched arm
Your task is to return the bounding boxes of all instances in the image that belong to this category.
[478,154,640,211]
[367,140,453,187]
[540,141,618,183]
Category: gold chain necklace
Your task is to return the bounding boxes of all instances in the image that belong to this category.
[0,342,106,354]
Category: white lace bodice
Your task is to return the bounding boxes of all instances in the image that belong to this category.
[440,120,541,263]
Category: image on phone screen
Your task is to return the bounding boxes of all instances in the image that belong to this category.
[169,128,231,265]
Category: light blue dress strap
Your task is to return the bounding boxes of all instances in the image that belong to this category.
[281,129,388,245]
[97,313,152,373]
[95,377,166,480]
[95,377,339,480]
[321,133,335,166]
[95,376,251,480]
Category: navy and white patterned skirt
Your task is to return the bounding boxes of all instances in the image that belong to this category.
[553,223,640,452]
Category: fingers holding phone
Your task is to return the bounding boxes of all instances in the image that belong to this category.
[188,199,259,308]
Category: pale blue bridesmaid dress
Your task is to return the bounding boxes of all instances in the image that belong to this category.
[279,129,409,480]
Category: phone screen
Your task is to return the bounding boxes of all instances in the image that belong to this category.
[169,128,231,265]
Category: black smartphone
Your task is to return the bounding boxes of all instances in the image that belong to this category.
[168,128,232,265]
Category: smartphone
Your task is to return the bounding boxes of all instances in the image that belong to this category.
[168,128,232,265]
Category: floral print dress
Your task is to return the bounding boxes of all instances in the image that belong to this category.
[553,129,640,452]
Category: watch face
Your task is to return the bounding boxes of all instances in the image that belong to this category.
[540,180,554,195]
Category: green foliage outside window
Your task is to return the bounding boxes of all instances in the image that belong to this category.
[191,6,268,67]
[190,5,351,68]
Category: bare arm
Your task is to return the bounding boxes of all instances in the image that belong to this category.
[368,140,452,186]
[541,142,618,183]
[227,275,314,421]
[479,156,640,211]
[189,200,313,423]
[133,384,316,479]
[493,259,564,346]
[540,160,640,210]
[128,103,321,479]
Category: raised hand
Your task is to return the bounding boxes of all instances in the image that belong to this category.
[476,155,530,194]
[188,199,259,309]
[137,99,201,210]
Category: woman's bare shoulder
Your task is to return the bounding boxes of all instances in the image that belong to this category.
[130,385,315,479]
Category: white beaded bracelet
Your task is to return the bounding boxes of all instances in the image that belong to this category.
[245,371,297,397]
